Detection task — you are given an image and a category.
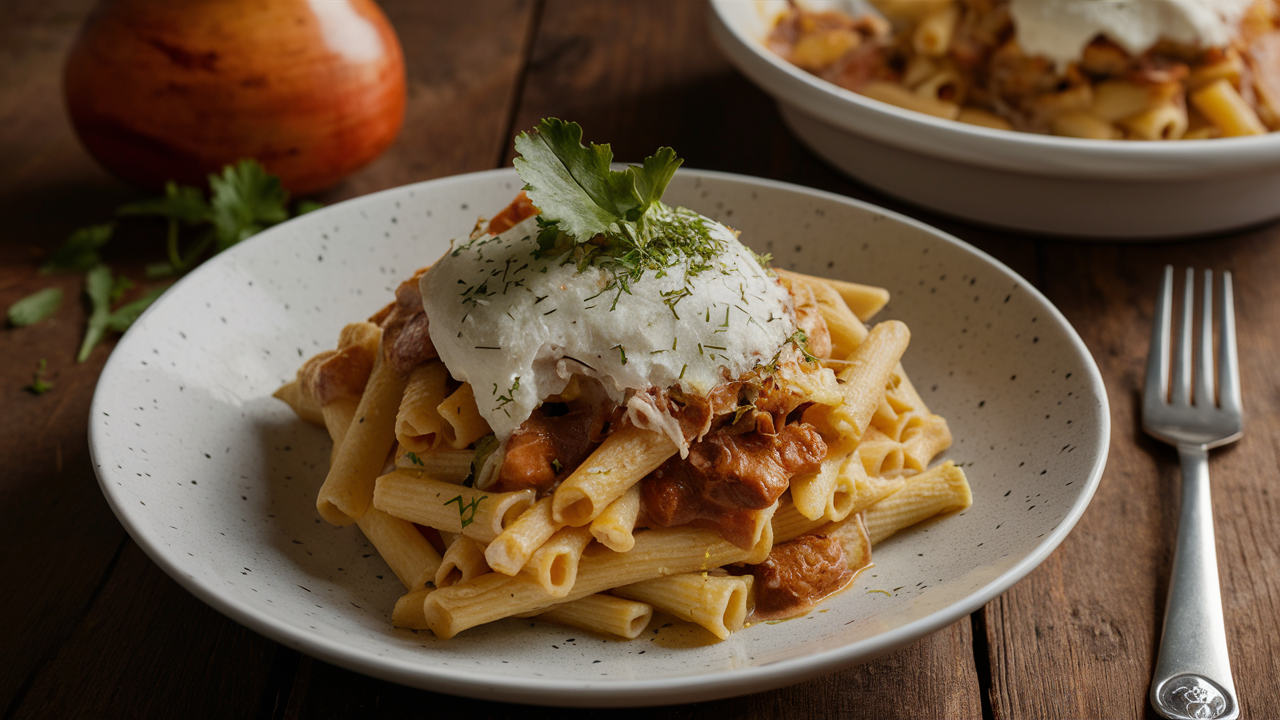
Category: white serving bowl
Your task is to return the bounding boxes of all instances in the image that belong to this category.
[709,0,1280,239]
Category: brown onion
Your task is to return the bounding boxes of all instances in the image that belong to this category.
[64,0,405,195]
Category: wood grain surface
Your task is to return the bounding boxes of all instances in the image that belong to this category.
[0,1,1276,718]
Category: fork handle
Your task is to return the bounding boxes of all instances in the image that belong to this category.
[1150,444,1239,720]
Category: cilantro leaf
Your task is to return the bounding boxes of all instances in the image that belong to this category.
[513,118,682,240]
[7,287,63,327]
[76,265,168,362]
[106,286,167,332]
[209,160,290,251]
[78,265,114,362]
[117,181,212,224]
[41,224,114,274]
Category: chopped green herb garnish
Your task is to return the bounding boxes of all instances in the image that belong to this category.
[406,451,424,466]
[7,287,62,327]
[551,459,563,473]
[445,494,488,529]
[209,160,290,251]
[789,329,819,363]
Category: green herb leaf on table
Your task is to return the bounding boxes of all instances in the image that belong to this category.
[117,181,212,224]
[25,358,53,395]
[7,287,63,327]
[78,265,114,363]
[210,160,290,251]
[77,265,168,362]
[40,224,114,274]
[106,286,167,332]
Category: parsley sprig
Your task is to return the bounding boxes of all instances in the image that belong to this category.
[16,160,321,369]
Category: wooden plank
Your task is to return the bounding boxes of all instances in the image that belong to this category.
[8,542,284,720]
[983,236,1280,718]
[275,619,980,719]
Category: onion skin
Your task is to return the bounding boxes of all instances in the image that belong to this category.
[63,0,406,195]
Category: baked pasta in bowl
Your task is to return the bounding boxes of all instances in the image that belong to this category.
[710,0,1280,237]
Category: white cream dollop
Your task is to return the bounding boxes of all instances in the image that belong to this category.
[420,213,795,444]
[1009,0,1253,69]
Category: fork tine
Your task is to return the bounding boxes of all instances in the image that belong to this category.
[1145,265,1174,406]
[1170,267,1194,406]
[1218,271,1242,414]
[1195,270,1215,407]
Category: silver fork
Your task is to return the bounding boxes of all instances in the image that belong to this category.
[1143,266,1242,720]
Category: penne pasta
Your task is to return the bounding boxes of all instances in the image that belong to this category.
[316,352,407,526]
[485,497,563,576]
[864,461,971,545]
[790,451,846,521]
[273,380,325,427]
[357,507,442,590]
[436,383,491,450]
[805,320,910,453]
[393,447,473,482]
[391,587,433,630]
[913,2,960,57]
[536,594,654,639]
[613,573,754,640]
[523,525,594,597]
[552,425,677,526]
[1192,78,1268,136]
[373,469,535,543]
[396,361,450,452]
[436,535,490,588]
[589,483,641,552]
[860,81,961,120]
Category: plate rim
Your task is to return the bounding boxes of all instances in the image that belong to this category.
[89,167,1110,707]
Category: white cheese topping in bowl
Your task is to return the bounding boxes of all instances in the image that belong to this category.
[1009,0,1254,69]
[421,212,796,445]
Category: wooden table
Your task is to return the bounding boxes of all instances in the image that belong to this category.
[3,2,1278,718]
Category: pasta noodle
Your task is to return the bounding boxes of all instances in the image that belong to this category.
[613,573,754,640]
[535,594,653,639]
[551,426,677,526]
[316,353,406,526]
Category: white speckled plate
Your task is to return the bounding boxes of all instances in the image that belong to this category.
[89,169,1109,707]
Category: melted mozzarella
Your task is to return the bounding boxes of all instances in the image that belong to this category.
[421,214,795,443]
[1009,0,1253,69]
